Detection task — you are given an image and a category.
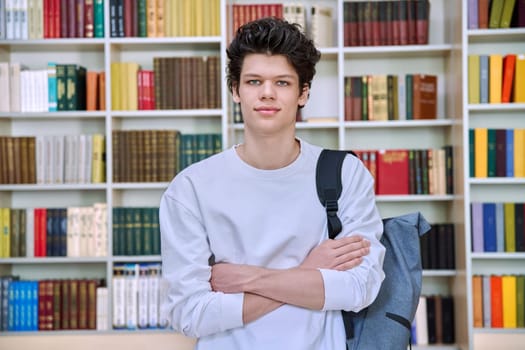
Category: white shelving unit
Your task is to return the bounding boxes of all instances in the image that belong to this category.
[0,1,476,349]
[462,2,525,350]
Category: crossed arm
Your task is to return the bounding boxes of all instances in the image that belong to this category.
[210,235,371,324]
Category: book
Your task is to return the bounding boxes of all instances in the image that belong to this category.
[514,55,525,102]
[473,275,483,327]
[474,128,488,178]
[499,0,516,28]
[501,54,516,103]
[468,55,480,104]
[501,275,517,327]
[412,74,437,119]
[489,0,505,28]
[489,54,503,104]
[376,149,409,195]
[491,275,504,327]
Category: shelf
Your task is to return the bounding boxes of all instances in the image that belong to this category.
[375,195,456,202]
[423,270,457,277]
[111,183,168,190]
[110,109,223,118]
[467,103,525,112]
[473,328,525,334]
[0,184,107,191]
[0,112,106,119]
[344,119,458,128]
[471,252,525,260]
[469,178,525,185]
[467,28,525,43]
[0,257,108,264]
[342,44,454,59]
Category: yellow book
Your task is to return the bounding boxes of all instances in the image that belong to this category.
[91,134,106,183]
[155,0,165,37]
[474,128,488,178]
[126,62,140,111]
[1,208,11,257]
[164,0,171,37]
[119,63,129,110]
[468,55,480,104]
[500,0,516,28]
[489,54,503,103]
[194,0,204,36]
[514,55,525,103]
[504,203,516,252]
[514,129,525,177]
[110,62,121,111]
[501,275,517,328]
[146,0,157,37]
[183,0,192,36]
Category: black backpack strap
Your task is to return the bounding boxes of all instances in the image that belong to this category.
[316,149,355,239]
[316,149,359,343]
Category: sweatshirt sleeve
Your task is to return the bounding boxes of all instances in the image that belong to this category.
[159,178,244,338]
[319,156,386,312]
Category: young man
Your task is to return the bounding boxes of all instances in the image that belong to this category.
[160,17,385,350]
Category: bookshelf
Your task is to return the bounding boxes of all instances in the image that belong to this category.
[463,0,525,349]
[3,0,519,349]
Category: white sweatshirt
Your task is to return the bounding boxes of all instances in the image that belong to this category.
[159,139,385,350]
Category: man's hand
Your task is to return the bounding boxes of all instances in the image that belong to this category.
[211,263,262,293]
[301,235,370,271]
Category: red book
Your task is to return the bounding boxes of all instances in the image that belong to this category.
[370,2,380,46]
[501,54,516,103]
[76,0,85,37]
[50,0,61,38]
[478,0,490,29]
[413,74,438,119]
[60,0,68,37]
[378,1,388,46]
[137,69,146,110]
[84,0,94,37]
[67,0,77,37]
[43,0,51,38]
[407,0,417,45]
[123,0,133,37]
[491,275,503,328]
[398,0,409,45]
[376,149,409,195]
[416,0,430,45]
[34,208,47,257]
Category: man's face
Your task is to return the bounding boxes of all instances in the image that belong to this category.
[233,53,308,136]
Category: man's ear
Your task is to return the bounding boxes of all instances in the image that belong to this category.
[298,84,309,106]
[232,83,241,103]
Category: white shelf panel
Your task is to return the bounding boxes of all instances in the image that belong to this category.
[343,44,454,59]
[0,184,108,191]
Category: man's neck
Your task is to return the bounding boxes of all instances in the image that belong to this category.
[236,137,300,170]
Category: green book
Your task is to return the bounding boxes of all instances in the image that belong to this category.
[469,129,475,178]
[94,0,105,37]
[504,203,516,252]
[517,275,525,327]
[405,74,413,120]
[489,0,505,28]
[132,207,143,256]
[141,207,153,256]
[56,64,67,111]
[137,0,147,37]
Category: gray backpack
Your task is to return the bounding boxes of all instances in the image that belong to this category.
[316,149,431,349]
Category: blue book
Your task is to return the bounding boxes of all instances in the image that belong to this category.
[47,62,58,112]
[471,202,484,252]
[482,202,497,252]
[479,55,489,104]
[506,129,514,177]
[495,202,505,252]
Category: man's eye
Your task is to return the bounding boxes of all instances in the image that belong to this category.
[276,81,289,86]
[247,80,260,85]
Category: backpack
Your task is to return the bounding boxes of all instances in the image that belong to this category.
[315,149,431,350]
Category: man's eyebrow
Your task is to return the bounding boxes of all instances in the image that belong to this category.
[242,73,296,79]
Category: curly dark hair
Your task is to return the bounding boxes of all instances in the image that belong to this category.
[226,17,321,97]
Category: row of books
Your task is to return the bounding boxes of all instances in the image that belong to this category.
[112,130,222,183]
[112,207,159,256]
[0,276,105,332]
[112,263,166,330]
[469,128,525,178]
[411,294,455,345]
[420,223,455,270]
[468,54,525,104]
[111,56,221,111]
[471,202,525,253]
[344,74,438,121]
[354,147,453,196]
[0,134,105,185]
[468,0,525,29]
[472,274,525,328]
[231,3,334,48]
[109,0,220,38]
[0,62,91,113]
[0,0,105,40]
[343,0,430,47]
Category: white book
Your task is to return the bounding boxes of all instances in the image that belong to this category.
[9,62,26,113]
[39,69,48,112]
[112,265,126,329]
[415,296,428,345]
[309,5,333,48]
[80,206,94,257]
[0,0,5,39]
[482,276,491,327]
[93,202,107,257]
[19,69,30,112]
[96,286,108,331]
[124,263,138,329]
[43,134,54,184]
[18,0,27,39]
[77,134,87,183]
[5,0,15,39]
[0,62,10,112]
[398,75,406,120]
[137,264,149,329]
[53,135,64,184]
[66,206,81,257]
[25,208,34,257]
[34,0,42,39]
[84,134,93,184]
[35,134,44,184]
[12,0,20,39]
[64,135,73,183]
